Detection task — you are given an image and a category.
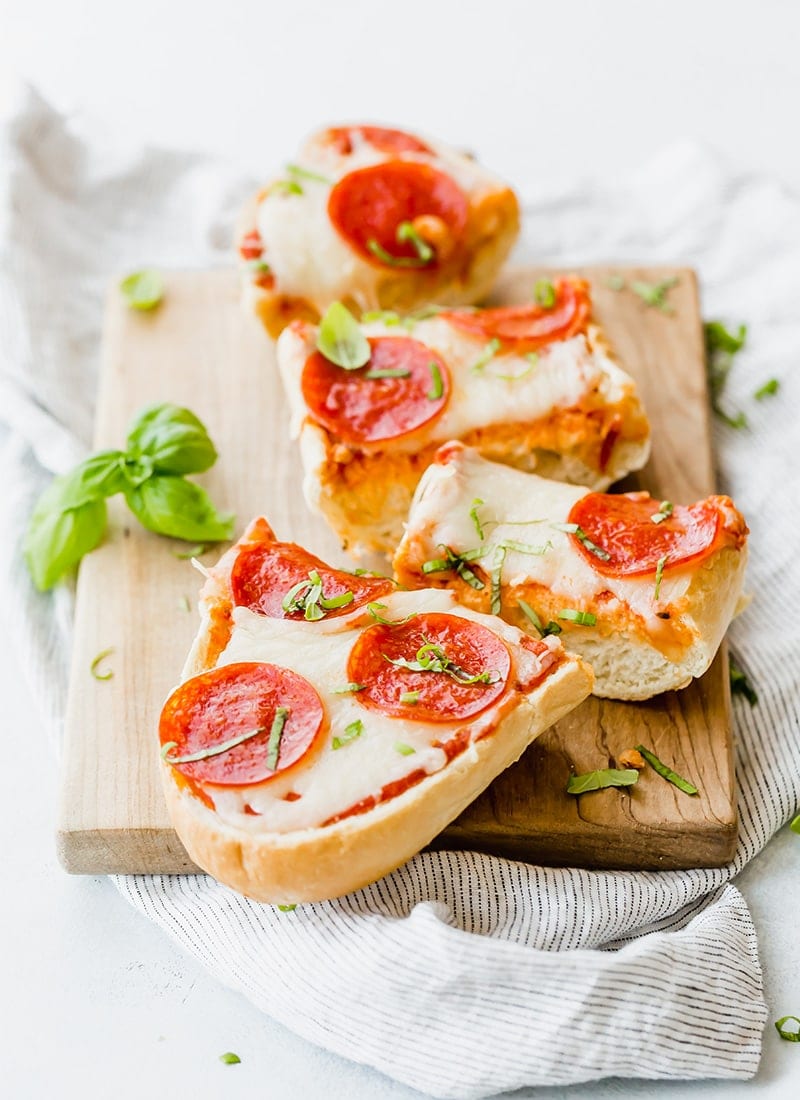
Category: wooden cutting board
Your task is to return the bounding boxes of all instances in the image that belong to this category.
[57,266,736,875]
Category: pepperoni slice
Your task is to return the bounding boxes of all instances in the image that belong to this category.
[301,336,450,445]
[347,613,511,723]
[323,125,432,156]
[328,162,468,268]
[239,229,263,260]
[443,278,591,352]
[567,492,724,577]
[231,541,393,619]
[159,663,325,787]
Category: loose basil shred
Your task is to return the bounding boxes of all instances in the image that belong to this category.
[386,640,498,686]
[286,162,332,185]
[654,553,668,600]
[394,742,416,756]
[566,769,639,795]
[426,360,444,400]
[367,602,416,626]
[277,905,297,913]
[219,1052,242,1065]
[635,744,699,795]
[90,647,115,681]
[266,707,290,771]
[120,269,164,311]
[400,691,420,705]
[421,545,485,590]
[469,498,486,540]
[774,1017,800,1042]
[791,816,800,835]
[333,719,363,750]
[630,276,679,314]
[282,570,354,621]
[558,608,597,627]
[470,337,502,373]
[517,600,562,637]
[331,682,365,694]
[533,278,556,308]
[396,221,434,263]
[650,500,674,524]
[729,656,758,706]
[161,725,266,766]
[551,522,611,561]
[316,302,371,369]
[490,545,507,615]
[754,378,780,400]
[705,320,748,428]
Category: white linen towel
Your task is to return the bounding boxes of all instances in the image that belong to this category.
[3,84,799,1099]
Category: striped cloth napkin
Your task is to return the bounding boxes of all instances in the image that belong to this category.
[3,83,799,1099]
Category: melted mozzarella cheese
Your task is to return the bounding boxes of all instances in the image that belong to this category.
[277,317,634,453]
[403,447,695,637]
[205,588,553,834]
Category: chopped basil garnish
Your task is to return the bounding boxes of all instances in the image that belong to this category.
[517,600,562,637]
[281,570,354,620]
[654,553,668,600]
[551,522,611,561]
[364,366,410,380]
[469,498,485,540]
[316,302,371,370]
[399,690,420,705]
[470,337,502,373]
[277,904,297,912]
[566,769,639,795]
[421,545,485,590]
[396,221,434,263]
[492,351,539,382]
[631,276,679,314]
[394,742,416,756]
[635,744,699,795]
[490,545,507,615]
[775,1017,800,1042]
[266,707,290,771]
[754,378,780,400]
[500,538,552,556]
[120,269,164,311]
[331,682,365,694]
[367,602,416,626]
[90,647,115,681]
[426,360,444,400]
[362,309,402,326]
[386,640,498,685]
[705,320,748,428]
[533,278,556,308]
[219,1052,242,1065]
[248,258,272,273]
[606,274,626,291]
[286,163,332,185]
[791,816,800,835]
[333,719,363,750]
[650,500,674,524]
[729,656,758,706]
[558,608,597,626]
[161,725,266,766]
[270,179,304,196]
[173,542,208,559]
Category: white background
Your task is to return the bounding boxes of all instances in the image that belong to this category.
[1,2,799,1098]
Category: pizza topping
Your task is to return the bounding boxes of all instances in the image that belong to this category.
[322,125,433,157]
[347,612,511,722]
[230,541,392,619]
[332,719,363,750]
[567,491,729,577]
[442,277,591,352]
[421,546,485,590]
[317,301,371,370]
[328,161,468,269]
[301,336,450,444]
[533,278,557,308]
[650,500,674,524]
[159,663,325,786]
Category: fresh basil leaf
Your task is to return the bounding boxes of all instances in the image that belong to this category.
[120,269,164,311]
[124,476,234,542]
[566,769,639,795]
[775,1017,800,1042]
[126,403,218,475]
[24,494,108,591]
[317,302,370,369]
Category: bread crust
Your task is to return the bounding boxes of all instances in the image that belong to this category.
[161,655,591,903]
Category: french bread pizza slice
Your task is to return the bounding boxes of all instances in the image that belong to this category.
[277,279,651,556]
[238,123,520,336]
[393,443,749,700]
[159,518,593,903]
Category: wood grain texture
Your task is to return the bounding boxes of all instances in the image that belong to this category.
[57,266,736,874]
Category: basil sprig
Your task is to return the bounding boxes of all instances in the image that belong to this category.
[24,403,234,590]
